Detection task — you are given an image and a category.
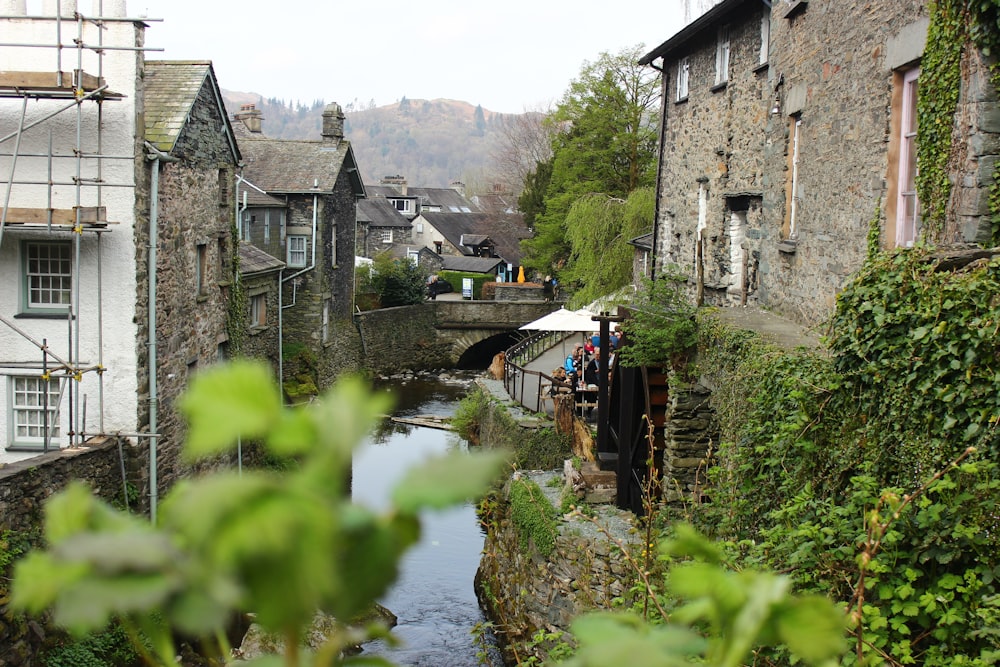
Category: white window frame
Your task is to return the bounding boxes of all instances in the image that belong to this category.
[715,26,730,85]
[287,235,307,267]
[789,117,802,239]
[264,210,271,244]
[676,57,690,101]
[392,199,411,213]
[896,67,920,248]
[23,241,72,313]
[9,375,63,448]
[241,213,251,242]
[250,293,266,328]
[380,229,393,244]
[760,12,771,65]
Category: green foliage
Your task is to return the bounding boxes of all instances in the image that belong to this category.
[438,270,490,299]
[11,360,508,666]
[562,188,655,308]
[521,46,659,276]
[451,386,491,445]
[363,252,427,307]
[44,625,138,667]
[562,525,845,667]
[916,0,965,236]
[509,478,559,558]
[617,271,698,372]
[517,428,572,471]
[829,249,1000,468]
[0,528,36,572]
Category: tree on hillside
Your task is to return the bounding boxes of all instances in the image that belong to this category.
[490,107,555,197]
[520,45,660,278]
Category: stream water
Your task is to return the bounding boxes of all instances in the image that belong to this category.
[353,373,500,666]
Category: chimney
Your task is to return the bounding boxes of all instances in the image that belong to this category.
[450,181,466,197]
[234,103,263,134]
[380,175,408,195]
[322,102,345,144]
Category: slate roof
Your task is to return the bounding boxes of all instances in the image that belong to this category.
[629,232,654,250]
[408,187,478,213]
[473,192,517,214]
[365,185,414,200]
[357,198,411,228]
[640,0,754,64]
[237,179,285,208]
[144,61,240,161]
[239,242,284,276]
[440,255,504,273]
[239,135,365,196]
[420,211,530,266]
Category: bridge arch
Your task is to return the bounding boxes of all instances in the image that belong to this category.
[454,330,525,369]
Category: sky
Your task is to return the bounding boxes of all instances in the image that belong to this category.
[133,1,691,114]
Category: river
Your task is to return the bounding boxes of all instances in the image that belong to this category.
[353,372,501,666]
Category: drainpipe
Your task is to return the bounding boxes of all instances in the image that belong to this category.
[648,56,669,282]
[144,141,178,525]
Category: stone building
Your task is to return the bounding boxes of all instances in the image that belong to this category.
[238,241,285,375]
[641,0,998,326]
[356,196,413,258]
[234,102,367,390]
[137,60,243,497]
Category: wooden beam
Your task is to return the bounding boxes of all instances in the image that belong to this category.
[1,206,111,225]
[0,70,105,91]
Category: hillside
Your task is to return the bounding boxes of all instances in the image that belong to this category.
[221,92,531,189]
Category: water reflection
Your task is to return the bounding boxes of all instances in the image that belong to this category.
[354,373,498,666]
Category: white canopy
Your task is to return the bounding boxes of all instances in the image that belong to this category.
[519,307,599,332]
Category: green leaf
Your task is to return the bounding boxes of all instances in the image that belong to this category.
[391,450,509,512]
[180,361,283,460]
[775,596,847,664]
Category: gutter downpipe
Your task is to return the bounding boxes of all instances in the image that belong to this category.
[235,174,248,474]
[144,141,179,525]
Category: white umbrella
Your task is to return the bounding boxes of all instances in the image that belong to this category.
[519,307,599,332]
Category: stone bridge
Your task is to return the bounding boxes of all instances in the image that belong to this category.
[354,300,559,371]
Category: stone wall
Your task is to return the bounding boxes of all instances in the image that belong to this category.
[476,472,638,665]
[354,304,451,373]
[662,379,718,504]
[0,437,137,665]
[134,76,239,511]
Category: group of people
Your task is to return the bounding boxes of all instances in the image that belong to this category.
[552,327,624,396]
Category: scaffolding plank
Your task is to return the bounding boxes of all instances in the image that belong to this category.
[0,70,105,91]
[0,206,114,226]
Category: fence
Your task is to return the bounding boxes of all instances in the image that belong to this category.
[503,331,570,414]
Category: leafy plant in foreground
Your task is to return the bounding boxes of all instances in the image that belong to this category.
[11,361,508,666]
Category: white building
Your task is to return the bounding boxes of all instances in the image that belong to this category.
[0,2,141,464]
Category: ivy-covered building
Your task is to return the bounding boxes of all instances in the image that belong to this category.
[642,0,999,325]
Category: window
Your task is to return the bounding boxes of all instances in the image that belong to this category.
[264,210,271,244]
[196,244,208,297]
[415,222,424,233]
[321,299,331,344]
[715,26,730,85]
[787,116,802,239]
[393,199,411,213]
[9,376,61,447]
[676,57,690,101]
[241,213,251,242]
[24,241,71,312]
[760,12,771,65]
[896,68,919,247]
[380,229,393,244]
[250,293,266,328]
[287,235,307,267]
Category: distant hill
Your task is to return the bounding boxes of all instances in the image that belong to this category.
[221,92,531,189]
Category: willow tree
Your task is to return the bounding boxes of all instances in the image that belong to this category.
[563,187,654,308]
[520,45,660,277]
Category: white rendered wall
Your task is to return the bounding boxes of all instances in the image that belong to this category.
[0,9,141,463]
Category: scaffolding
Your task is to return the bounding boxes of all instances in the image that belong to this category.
[0,2,151,452]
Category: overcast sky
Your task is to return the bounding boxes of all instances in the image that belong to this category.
[134,1,690,114]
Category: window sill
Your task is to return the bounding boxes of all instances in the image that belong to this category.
[784,0,807,19]
[674,96,689,105]
[753,62,769,74]
[196,294,209,304]
[5,445,53,452]
[14,311,72,320]
[710,81,728,93]
[249,325,270,335]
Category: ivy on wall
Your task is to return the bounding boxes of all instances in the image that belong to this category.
[918,0,1000,244]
